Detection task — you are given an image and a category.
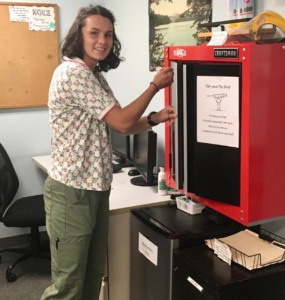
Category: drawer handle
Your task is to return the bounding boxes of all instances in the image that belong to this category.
[187,276,203,292]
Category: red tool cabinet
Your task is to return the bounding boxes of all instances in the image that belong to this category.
[164,43,285,226]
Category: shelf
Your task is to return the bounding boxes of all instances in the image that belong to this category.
[198,18,252,28]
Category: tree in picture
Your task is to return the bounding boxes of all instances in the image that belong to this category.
[149,0,212,71]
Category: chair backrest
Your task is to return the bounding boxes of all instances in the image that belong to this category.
[0,144,19,222]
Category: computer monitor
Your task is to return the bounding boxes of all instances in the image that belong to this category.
[130,129,157,186]
[111,128,133,168]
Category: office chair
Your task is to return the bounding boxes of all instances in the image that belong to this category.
[0,143,50,282]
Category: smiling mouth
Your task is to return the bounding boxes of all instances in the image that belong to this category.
[94,48,106,52]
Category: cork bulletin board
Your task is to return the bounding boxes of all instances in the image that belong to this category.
[0,2,60,109]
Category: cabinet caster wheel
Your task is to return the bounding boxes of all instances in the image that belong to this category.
[6,272,17,282]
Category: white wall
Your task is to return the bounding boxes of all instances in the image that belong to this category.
[0,0,105,239]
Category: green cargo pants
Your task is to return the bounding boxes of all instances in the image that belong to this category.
[40,176,110,300]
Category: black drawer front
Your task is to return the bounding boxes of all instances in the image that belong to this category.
[172,260,219,300]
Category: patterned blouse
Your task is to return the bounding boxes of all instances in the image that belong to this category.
[48,56,120,191]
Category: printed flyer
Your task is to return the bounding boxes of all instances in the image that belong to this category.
[197,76,240,148]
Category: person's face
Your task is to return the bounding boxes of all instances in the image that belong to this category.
[81,15,114,71]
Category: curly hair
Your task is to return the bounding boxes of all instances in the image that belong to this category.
[61,5,124,72]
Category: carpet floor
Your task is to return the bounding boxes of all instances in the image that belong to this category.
[0,251,52,300]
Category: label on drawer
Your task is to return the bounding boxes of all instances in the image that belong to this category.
[138,233,158,266]
[215,239,232,265]
[187,276,203,292]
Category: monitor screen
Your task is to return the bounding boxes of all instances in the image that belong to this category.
[131,129,157,186]
[129,135,134,162]
[111,128,133,167]
[111,128,129,159]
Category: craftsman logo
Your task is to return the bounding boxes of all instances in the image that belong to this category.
[174,49,186,57]
[244,0,250,3]
[214,48,239,59]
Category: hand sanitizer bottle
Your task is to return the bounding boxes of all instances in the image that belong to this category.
[158,167,167,195]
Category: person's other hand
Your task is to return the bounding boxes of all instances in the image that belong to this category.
[151,105,177,126]
[152,67,174,89]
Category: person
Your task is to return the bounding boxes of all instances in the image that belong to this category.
[41,4,176,300]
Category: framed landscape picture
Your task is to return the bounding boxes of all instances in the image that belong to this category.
[149,0,212,71]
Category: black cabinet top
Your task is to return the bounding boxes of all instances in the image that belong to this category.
[132,205,244,242]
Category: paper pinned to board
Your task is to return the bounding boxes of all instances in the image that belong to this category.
[28,7,55,31]
[9,6,29,22]
[9,5,55,31]
[205,230,285,270]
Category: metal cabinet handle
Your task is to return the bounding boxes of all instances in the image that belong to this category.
[183,64,188,195]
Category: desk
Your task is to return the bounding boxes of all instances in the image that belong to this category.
[32,155,170,300]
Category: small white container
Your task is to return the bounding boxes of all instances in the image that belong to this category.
[176,196,205,215]
[158,167,167,195]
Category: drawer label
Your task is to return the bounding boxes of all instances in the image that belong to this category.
[215,239,232,265]
[138,233,158,266]
[187,276,203,292]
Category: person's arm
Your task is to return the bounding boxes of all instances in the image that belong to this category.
[103,67,173,134]
[118,105,177,135]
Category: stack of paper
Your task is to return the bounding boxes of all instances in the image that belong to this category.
[205,230,285,270]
